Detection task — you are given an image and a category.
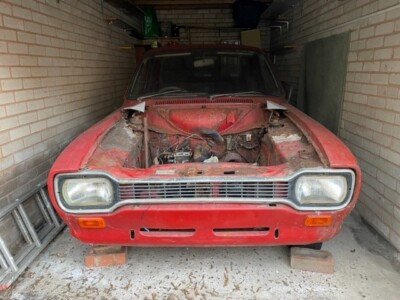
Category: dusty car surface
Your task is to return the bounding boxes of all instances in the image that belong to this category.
[48,45,361,247]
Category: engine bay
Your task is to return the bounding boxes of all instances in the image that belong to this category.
[87,101,323,171]
[149,128,266,165]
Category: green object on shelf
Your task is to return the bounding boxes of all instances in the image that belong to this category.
[143,6,160,38]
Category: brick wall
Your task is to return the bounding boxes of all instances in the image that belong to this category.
[269,0,400,251]
[156,8,270,49]
[0,0,136,218]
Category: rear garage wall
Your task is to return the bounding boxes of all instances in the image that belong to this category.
[156,7,270,49]
[0,1,136,208]
[269,0,400,251]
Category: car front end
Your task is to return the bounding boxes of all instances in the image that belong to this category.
[48,45,361,247]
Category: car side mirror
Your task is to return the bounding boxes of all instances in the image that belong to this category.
[281,81,293,104]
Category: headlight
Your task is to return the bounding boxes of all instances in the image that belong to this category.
[295,175,348,205]
[61,178,113,207]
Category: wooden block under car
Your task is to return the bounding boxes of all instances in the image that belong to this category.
[290,247,334,274]
[84,245,127,268]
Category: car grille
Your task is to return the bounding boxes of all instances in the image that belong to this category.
[118,180,290,201]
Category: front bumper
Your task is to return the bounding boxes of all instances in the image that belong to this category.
[65,203,350,246]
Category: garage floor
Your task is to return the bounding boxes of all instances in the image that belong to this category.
[2,213,399,300]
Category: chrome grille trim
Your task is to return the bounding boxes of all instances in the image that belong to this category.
[119,181,290,201]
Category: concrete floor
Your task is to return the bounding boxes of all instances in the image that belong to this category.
[2,213,400,300]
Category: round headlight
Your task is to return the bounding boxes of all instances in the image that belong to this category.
[295,175,348,205]
[61,178,113,207]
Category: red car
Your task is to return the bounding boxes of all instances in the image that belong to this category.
[48,45,361,248]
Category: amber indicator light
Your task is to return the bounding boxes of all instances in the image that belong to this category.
[304,215,332,227]
[78,217,106,229]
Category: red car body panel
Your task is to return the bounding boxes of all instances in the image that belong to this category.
[47,46,361,246]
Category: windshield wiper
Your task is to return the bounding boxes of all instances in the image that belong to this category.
[137,89,188,101]
[209,91,267,100]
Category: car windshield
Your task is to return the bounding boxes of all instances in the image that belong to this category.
[128,48,280,99]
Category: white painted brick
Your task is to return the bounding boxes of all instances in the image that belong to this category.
[9,125,30,140]
[17,31,36,43]
[46,115,61,128]
[372,132,391,148]
[3,16,24,30]
[376,22,395,35]
[23,132,42,147]
[1,79,23,91]
[380,61,400,72]
[27,99,44,110]
[11,67,31,78]
[0,107,5,118]
[359,26,375,39]
[14,89,34,102]
[41,25,56,37]
[37,107,53,120]
[40,127,57,140]
[366,36,384,49]
[30,67,47,77]
[35,35,52,46]
[348,52,358,61]
[378,0,398,10]
[29,120,46,134]
[375,109,396,123]
[377,86,398,98]
[381,147,400,165]
[384,33,400,47]
[354,73,371,83]
[0,41,7,53]
[0,2,12,15]
[357,50,374,61]
[389,74,400,85]
[18,111,38,125]
[0,54,20,66]
[0,156,14,172]
[23,21,42,34]
[0,67,11,78]
[6,102,27,116]
[0,28,17,41]
[32,12,48,24]
[1,139,24,157]
[348,62,363,71]
[8,43,28,54]
[19,56,38,66]
[13,147,35,164]
[12,6,32,20]
[374,48,393,60]
[386,7,400,21]
[370,74,389,84]
[367,96,386,108]
[386,100,400,114]
[28,45,46,56]
[23,78,42,89]
[352,93,368,104]
[394,47,400,59]
[350,40,366,51]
